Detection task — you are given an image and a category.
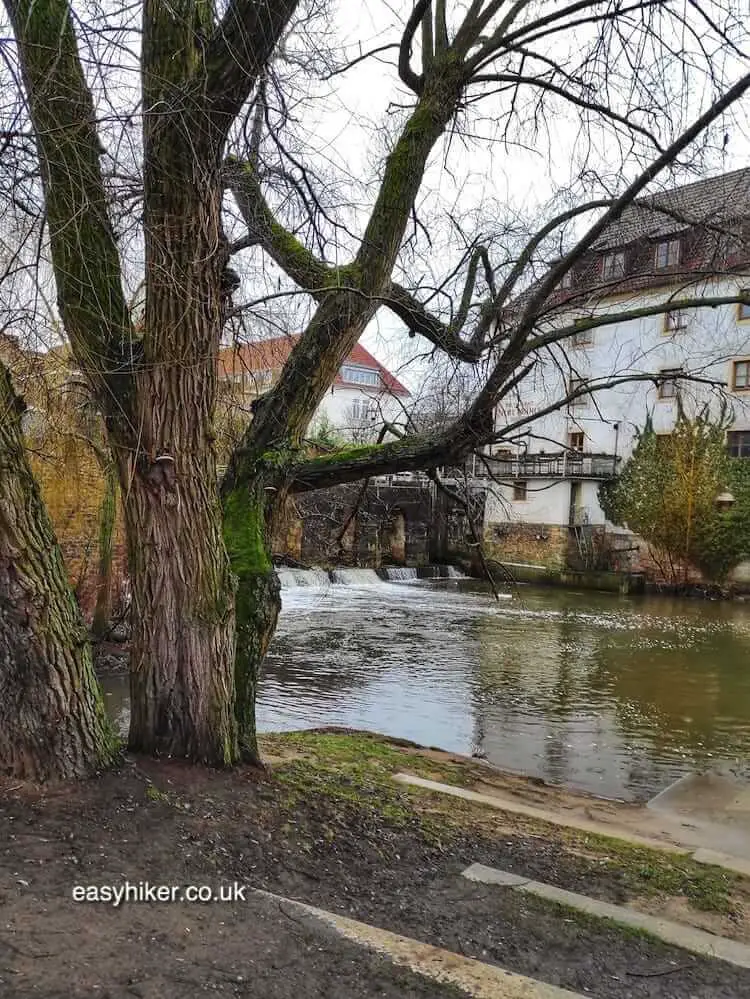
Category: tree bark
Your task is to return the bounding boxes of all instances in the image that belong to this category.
[125,147,238,763]
[91,458,118,640]
[0,364,116,781]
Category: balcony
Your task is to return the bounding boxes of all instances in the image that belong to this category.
[488,451,619,480]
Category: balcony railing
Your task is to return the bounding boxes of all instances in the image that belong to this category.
[488,452,619,480]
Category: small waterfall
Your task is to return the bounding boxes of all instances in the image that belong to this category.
[291,568,330,587]
[380,566,419,581]
[277,568,300,589]
[277,564,470,589]
[330,568,381,585]
[277,567,331,589]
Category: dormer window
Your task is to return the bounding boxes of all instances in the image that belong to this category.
[558,270,573,290]
[601,251,625,281]
[655,239,680,269]
[341,365,380,387]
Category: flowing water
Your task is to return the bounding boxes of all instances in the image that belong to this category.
[100,572,750,802]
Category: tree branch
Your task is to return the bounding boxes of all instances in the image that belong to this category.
[3,0,136,446]
[399,0,430,94]
[205,0,300,136]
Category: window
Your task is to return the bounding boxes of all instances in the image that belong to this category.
[512,481,528,501]
[252,368,273,387]
[732,360,750,391]
[568,376,588,406]
[663,310,687,334]
[568,432,585,451]
[558,270,573,290]
[571,320,593,347]
[601,251,626,280]
[657,367,683,399]
[654,239,681,269]
[738,290,750,321]
[341,365,380,387]
[727,431,750,457]
[351,398,377,421]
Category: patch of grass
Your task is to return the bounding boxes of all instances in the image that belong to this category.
[144,783,171,804]
[532,896,669,946]
[566,833,740,914]
[261,729,481,786]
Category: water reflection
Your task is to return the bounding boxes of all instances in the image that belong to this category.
[472,588,750,798]
[98,579,750,802]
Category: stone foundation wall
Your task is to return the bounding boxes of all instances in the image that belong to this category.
[483,522,569,570]
[29,440,128,621]
[291,482,434,567]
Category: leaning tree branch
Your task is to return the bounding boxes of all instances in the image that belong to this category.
[205,0,300,137]
[470,73,664,150]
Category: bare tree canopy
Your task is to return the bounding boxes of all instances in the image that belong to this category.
[1,0,750,771]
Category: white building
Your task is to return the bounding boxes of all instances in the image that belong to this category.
[217,335,411,441]
[485,169,750,569]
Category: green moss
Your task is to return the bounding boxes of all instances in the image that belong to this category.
[222,486,270,575]
[145,784,170,803]
[573,834,739,914]
[302,442,387,468]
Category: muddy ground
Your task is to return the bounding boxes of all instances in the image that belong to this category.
[1,733,749,998]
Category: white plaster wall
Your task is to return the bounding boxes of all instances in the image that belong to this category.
[490,275,750,527]
[485,479,571,527]
[315,384,406,439]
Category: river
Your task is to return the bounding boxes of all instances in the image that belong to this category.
[100,571,750,802]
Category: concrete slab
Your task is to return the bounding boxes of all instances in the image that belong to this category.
[253,887,587,999]
[393,773,692,854]
[394,773,750,876]
[648,773,750,822]
[463,863,750,970]
[647,773,750,860]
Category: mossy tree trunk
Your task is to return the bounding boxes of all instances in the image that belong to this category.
[0,364,116,781]
[222,474,281,763]
[121,1,239,764]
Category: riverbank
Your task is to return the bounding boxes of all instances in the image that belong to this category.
[2,730,749,998]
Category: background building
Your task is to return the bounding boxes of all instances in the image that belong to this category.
[485,169,750,573]
[217,335,411,443]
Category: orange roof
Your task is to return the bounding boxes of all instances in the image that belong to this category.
[217,335,410,396]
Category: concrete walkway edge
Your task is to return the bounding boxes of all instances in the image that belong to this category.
[253,887,587,999]
[393,773,750,877]
[462,862,750,970]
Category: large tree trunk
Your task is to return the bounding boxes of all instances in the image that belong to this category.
[123,454,237,763]
[126,50,239,761]
[0,365,116,781]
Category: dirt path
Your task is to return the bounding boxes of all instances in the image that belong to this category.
[1,733,749,998]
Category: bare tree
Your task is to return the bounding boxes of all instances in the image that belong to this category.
[1,1,750,773]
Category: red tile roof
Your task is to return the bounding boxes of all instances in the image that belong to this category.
[217,335,411,396]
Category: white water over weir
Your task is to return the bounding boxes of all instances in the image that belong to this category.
[275,565,467,589]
